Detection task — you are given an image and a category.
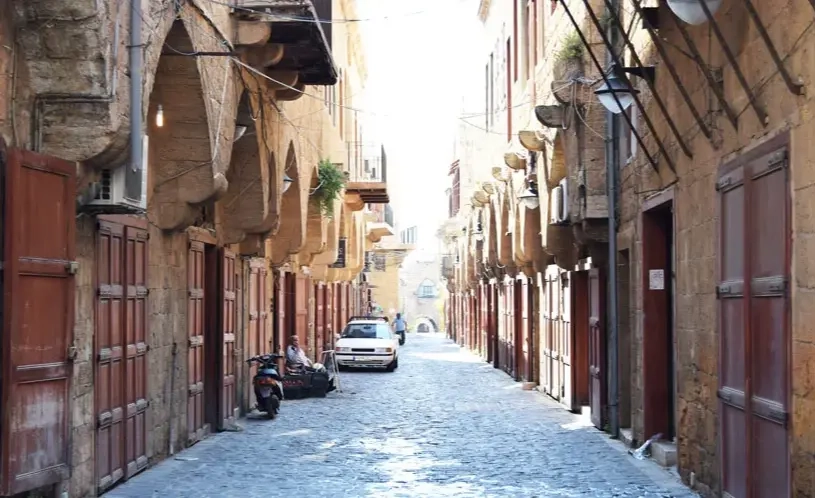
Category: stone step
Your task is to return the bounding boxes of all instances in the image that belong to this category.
[651,440,678,467]
[620,428,635,448]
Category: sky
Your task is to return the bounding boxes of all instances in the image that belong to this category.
[354,0,482,253]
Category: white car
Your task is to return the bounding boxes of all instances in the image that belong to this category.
[335,318,400,371]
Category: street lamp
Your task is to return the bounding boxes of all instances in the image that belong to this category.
[667,0,722,25]
[518,181,540,210]
[473,221,484,242]
[282,173,294,193]
[155,105,164,128]
[594,74,639,114]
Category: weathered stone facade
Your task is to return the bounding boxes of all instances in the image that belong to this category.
[0,0,383,496]
[445,1,813,497]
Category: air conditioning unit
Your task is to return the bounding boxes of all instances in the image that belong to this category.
[549,178,569,225]
[88,135,149,212]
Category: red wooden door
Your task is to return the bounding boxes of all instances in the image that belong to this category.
[588,268,607,430]
[219,249,237,428]
[517,279,529,382]
[258,265,270,355]
[315,282,325,355]
[275,271,286,355]
[248,263,260,360]
[559,272,573,409]
[1,146,74,495]
[717,145,790,498]
[95,217,149,491]
[294,275,309,351]
[187,240,207,443]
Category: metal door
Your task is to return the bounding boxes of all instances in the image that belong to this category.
[0,146,74,495]
[588,268,607,430]
[187,240,207,443]
[717,145,790,498]
[489,282,499,367]
[219,249,237,429]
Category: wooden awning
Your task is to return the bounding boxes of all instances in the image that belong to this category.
[346,181,389,204]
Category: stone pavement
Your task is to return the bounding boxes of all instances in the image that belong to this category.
[105,334,698,498]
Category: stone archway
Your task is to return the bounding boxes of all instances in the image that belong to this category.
[219,90,281,246]
[146,19,236,231]
[412,315,440,333]
[269,141,305,265]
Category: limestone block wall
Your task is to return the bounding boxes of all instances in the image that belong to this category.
[615,0,814,495]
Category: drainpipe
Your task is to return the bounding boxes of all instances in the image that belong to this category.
[126,0,144,202]
[605,0,620,439]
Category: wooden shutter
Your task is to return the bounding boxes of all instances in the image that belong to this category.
[1,146,74,495]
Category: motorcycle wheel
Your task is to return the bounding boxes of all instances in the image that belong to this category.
[263,396,280,420]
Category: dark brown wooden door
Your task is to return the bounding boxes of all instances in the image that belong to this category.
[1,146,74,495]
[187,240,206,444]
[219,249,237,429]
[588,268,606,430]
[718,145,790,498]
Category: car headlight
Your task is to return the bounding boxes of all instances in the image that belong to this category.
[336,347,351,352]
[375,347,394,354]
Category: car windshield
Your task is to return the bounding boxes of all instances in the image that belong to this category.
[341,323,391,340]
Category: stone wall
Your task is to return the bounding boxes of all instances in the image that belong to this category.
[616,0,814,495]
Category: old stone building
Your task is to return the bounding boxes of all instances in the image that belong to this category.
[443,0,813,497]
[399,249,444,332]
[0,0,387,496]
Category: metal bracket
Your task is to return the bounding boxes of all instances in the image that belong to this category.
[65,261,79,275]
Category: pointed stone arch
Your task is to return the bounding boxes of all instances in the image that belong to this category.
[494,186,513,267]
[268,141,304,265]
[218,89,282,245]
[146,18,239,231]
[301,165,330,265]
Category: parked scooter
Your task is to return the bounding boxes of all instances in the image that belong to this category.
[246,354,284,419]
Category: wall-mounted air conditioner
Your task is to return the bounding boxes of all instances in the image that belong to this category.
[88,135,149,212]
[549,177,569,225]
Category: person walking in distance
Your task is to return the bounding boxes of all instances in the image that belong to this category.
[393,313,407,345]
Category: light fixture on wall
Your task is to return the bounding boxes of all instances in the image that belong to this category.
[473,221,485,242]
[234,125,248,141]
[594,74,638,114]
[667,0,722,25]
[155,105,164,128]
[282,173,294,193]
[454,254,461,266]
[518,181,540,210]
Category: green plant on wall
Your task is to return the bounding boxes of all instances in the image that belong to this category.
[314,159,346,217]
[555,30,583,63]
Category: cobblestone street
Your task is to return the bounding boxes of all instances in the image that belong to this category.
[106,334,697,498]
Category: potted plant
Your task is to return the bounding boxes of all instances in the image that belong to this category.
[554,30,584,81]
[313,159,346,217]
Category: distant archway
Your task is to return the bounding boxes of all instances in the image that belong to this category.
[412,315,439,333]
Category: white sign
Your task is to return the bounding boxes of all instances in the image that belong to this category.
[649,269,665,290]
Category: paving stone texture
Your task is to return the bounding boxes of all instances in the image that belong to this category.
[106,334,699,498]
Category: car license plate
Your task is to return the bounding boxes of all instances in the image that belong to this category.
[259,387,272,398]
